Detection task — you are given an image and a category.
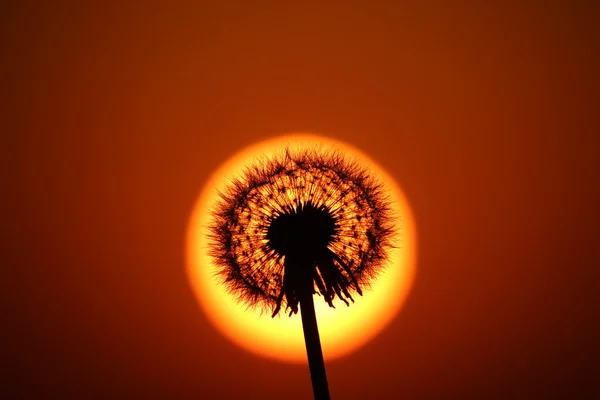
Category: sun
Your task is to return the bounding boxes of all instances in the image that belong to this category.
[186,133,416,363]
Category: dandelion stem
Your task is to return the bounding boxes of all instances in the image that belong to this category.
[299,288,331,400]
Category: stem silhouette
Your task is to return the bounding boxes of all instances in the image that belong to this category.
[300,286,330,400]
[286,255,330,400]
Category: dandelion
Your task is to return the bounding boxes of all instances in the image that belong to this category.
[208,146,396,399]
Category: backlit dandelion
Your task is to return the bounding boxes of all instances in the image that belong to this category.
[207,145,396,399]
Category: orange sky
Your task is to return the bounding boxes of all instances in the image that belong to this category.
[4,1,599,398]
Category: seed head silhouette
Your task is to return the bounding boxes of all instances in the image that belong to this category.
[208,147,396,318]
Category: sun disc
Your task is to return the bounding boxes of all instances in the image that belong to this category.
[186,133,416,363]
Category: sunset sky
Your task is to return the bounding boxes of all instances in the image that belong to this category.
[4,1,599,398]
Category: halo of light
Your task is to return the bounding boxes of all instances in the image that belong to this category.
[186,133,416,363]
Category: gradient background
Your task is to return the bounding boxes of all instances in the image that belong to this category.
[4,1,599,398]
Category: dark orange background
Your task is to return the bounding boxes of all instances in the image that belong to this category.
[4,1,599,398]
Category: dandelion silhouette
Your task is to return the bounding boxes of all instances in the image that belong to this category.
[208,146,395,400]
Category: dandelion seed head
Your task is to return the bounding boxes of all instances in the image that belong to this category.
[208,146,396,317]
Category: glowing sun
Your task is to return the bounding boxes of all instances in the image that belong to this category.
[186,134,416,363]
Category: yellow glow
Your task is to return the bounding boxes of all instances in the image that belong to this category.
[186,134,416,363]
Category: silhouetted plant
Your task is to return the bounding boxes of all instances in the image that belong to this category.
[208,146,396,399]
